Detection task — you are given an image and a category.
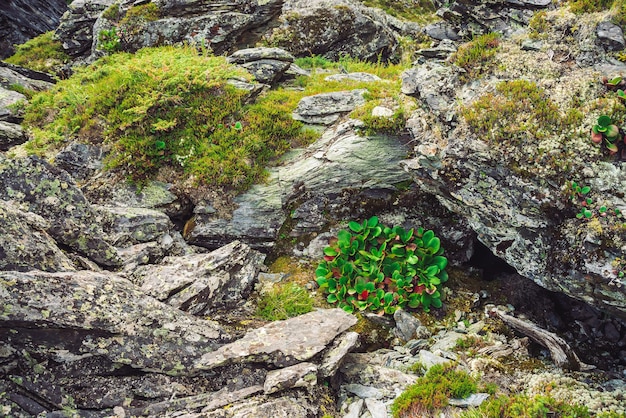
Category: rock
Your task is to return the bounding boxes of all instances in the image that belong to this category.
[228,47,295,84]
[0,270,227,375]
[0,121,27,151]
[131,241,265,315]
[56,0,115,58]
[0,155,122,268]
[448,393,491,407]
[227,47,295,64]
[0,200,75,272]
[53,142,104,182]
[325,72,382,82]
[344,383,383,399]
[343,398,364,418]
[319,331,360,378]
[263,362,318,394]
[0,0,68,59]
[292,89,367,125]
[418,349,453,369]
[195,309,357,370]
[425,21,461,41]
[596,21,626,52]
[0,62,55,91]
[96,205,177,248]
[0,86,26,123]
[262,0,404,62]
[186,120,413,250]
[371,106,394,118]
[418,38,458,59]
[364,398,387,418]
[401,62,461,118]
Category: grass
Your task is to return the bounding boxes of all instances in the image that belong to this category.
[568,0,614,13]
[4,31,69,74]
[255,282,314,321]
[359,0,437,23]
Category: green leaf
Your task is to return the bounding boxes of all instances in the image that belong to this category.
[433,256,448,270]
[316,277,328,287]
[315,265,329,278]
[431,297,443,309]
[598,115,612,127]
[327,294,338,303]
[426,237,441,253]
[349,221,363,232]
[581,186,590,195]
[233,121,243,130]
[383,292,394,304]
[426,265,439,277]
[437,270,449,283]
[342,304,355,314]
[324,247,338,256]
[407,255,419,264]
[367,216,379,227]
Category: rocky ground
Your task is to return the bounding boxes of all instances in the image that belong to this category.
[1,0,626,417]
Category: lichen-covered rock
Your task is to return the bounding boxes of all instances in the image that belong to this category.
[0,62,55,91]
[55,0,115,58]
[0,270,227,373]
[0,200,75,272]
[0,155,122,267]
[596,21,626,52]
[262,0,414,62]
[195,308,357,370]
[292,89,367,125]
[131,240,265,315]
[0,86,26,123]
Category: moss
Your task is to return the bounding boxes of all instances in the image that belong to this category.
[451,33,500,82]
[4,31,69,75]
[568,0,613,14]
[358,0,437,24]
[391,363,478,417]
[460,394,592,418]
[529,11,549,40]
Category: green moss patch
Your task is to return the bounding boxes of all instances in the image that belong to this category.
[4,32,69,75]
[22,46,314,190]
[451,33,500,82]
[255,282,314,321]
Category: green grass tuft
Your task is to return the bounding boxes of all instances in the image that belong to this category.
[256,282,314,321]
[451,33,500,82]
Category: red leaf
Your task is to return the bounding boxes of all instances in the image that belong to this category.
[358,290,369,300]
[414,284,425,294]
[332,268,341,278]
[324,255,336,262]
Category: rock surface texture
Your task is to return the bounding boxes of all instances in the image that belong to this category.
[0,0,68,59]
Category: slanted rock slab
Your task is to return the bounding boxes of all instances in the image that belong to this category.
[195,308,357,370]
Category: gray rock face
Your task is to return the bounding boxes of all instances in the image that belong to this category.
[56,0,115,58]
[293,89,367,125]
[0,0,68,59]
[263,0,406,62]
[425,21,461,41]
[0,200,75,272]
[596,21,626,52]
[0,155,122,268]
[0,121,27,151]
[196,309,357,370]
[186,120,413,250]
[401,62,461,118]
[431,0,550,38]
[0,62,55,91]
[0,86,26,123]
[131,241,265,315]
[227,47,295,84]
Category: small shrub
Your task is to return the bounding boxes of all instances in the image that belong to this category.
[451,33,500,81]
[391,363,477,418]
[568,0,613,14]
[4,31,69,74]
[316,216,448,314]
[256,282,314,321]
[97,28,121,53]
[294,55,338,69]
[529,11,549,40]
[459,394,592,418]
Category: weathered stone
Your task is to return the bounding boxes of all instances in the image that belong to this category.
[195,309,357,370]
[0,62,55,91]
[425,21,461,41]
[325,72,382,82]
[0,121,27,151]
[319,331,360,378]
[365,398,387,418]
[53,142,104,182]
[418,38,458,59]
[401,62,461,117]
[293,89,367,125]
[227,47,295,64]
[262,0,403,62]
[344,384,383,399]
[263,362,318,394]
[186,120,413,250]
[0,270,226,375]
[0,0,68,59]
[596,21,626,52]
[56,0,115,58]
[343,399,364,418]
[0,86,26,123]
[0,155,122,268]
[0,200,75,272]
[241,59,292,84]
[418,349,452,369]
[394,309,423,341]
[448,393,491,407]
[131,241,265,315]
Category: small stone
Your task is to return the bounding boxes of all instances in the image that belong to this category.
[596,21,626,51]
[448,393,490,408]
[344,384,383,399]
[371,106,394,118]
[364,398,387,418]
[342,398,363,418]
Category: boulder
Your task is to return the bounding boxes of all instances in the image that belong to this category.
[55,0,116,58]
[130,241,265,315]
[0,121,27,151]
[0,200,75,272]
[0,0,68,59]
[596,21,626,52]
[0,62,55,91]
[0,155,122,268]
[292,89,367,125]
[262,0,414,62]
[0,86,26,123]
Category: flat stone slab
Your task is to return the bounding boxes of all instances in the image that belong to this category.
[195,309,357,370]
